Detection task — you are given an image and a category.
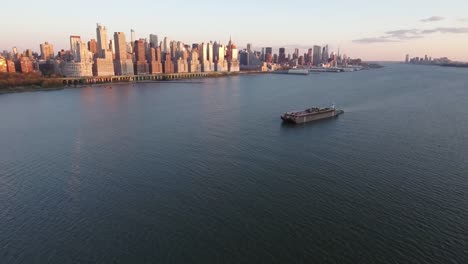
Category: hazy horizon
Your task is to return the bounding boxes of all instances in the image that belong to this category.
[2,0,468,61]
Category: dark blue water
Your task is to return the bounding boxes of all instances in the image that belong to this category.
[1,64,467,263]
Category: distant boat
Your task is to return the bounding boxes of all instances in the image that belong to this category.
[281,106,344,124]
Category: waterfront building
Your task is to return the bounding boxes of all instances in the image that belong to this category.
[279,48,286,64]
[213,42,227,72]
[94,24,114,76]
[62,37,93,77]
[134,39,149,75]
[306,48,313,65]
[40,42,54,60]
[239,50,249,66]
[313,45,321,66]
[96,23,109,57]
[38,59,62,76]
[170,41,178,60]
[188,48,201,73]
[200,42,213,72]
[16,57,34,73]
[0,56,7,72]
[225,38,240,72]
[148,47,162,74]
[293,48,299,60]
[114,32,134,75]
[162,53,174,74]
[6,59,16,73]
[175,57,188,73]
[70,35,82,61]
[322,45,329,63]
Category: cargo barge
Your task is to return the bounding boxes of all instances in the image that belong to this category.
[281,106,344,124]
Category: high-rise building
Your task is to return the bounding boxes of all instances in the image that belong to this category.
[247,43,252,53]
[170,41,178,60]
[14,57,34,73]
[306,48,313,65]
[313,45,322,66]
[188,48,201,73]
[94,23,114,76]
[149,34,159,48]
[239,50,249,66]
[293,48,299,60]
[227,38,240,72]
[207,42,214,63]
[134,39,149,75]
[63,36,93,77]
[200,42,213,72]
[405,54,410,63]
[88,39,98,56]
[96,23,109,57]
[130,29,136,44]
[0,56,7,72]
[322,45,329,63]
[148,47,162,74]
[70,36,82,61]
[163,37,170,53]
[40,42,54,60]
[162,53,174,74]
[114,32,134,75]
[213,42,227,72]
[279,48,286,64]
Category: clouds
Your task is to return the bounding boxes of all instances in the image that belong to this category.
[420,16,445,22]
[353,16,468,44]
[353,37,400,44]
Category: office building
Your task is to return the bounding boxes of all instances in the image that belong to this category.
[40,42,54,60]
[134,39,149,75]
[114,32,134,75]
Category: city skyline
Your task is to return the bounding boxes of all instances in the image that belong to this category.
[2,0,468,61]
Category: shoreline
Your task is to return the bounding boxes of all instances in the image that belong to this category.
[0,71,267,95]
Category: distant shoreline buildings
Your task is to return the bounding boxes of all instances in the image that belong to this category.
[1,24,360,77]
[404,54,451,65]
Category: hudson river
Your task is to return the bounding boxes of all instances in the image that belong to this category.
[1,64,467,263]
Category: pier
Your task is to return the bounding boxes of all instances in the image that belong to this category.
[58,72,210,86]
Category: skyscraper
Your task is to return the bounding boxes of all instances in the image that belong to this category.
[163,37,170,53]
[87,39,98,56]
[70,36,82,61]
[293,48,299,60]
[313,45,322,66]
[96,23,109,57]
[322,45,329,63]
[279,48,286,64]
[63,36,93,77]
[114,32,134,75]
[134,39,149,75]
[247,43,252,53]
[149,34,159,48]
[148,47,162,74]
[131,29,136,43]
[40,42,54,60]
[94,23,114,76]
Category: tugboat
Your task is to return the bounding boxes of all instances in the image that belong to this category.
[281,105,344,124]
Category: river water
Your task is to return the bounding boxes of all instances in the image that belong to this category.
[0,63,467,263]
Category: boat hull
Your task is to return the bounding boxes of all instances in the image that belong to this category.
[281,109,344,124]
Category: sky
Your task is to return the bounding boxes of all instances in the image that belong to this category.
[1,0,468,61]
